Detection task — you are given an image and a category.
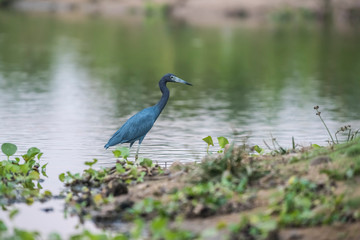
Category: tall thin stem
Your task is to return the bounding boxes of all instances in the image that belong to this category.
[314,106,335,145]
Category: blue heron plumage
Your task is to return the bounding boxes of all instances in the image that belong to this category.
[104,73,192,159]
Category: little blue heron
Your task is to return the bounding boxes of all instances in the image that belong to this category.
[104,73,192,160]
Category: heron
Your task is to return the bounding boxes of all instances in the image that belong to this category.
[104,73,192,160]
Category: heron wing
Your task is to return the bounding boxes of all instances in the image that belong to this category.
[106,107,156,147]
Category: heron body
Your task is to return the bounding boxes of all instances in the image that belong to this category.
[104,73,192,159]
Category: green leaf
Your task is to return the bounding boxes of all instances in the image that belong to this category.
[85,159,98,167]
[37,152,43,161]
[139,158,153,168]
[0,219,8,232]
[217,137,229,149]
[26,197,34,205]
[116,163,126,174]
[1,143,17,157]
[113,147,130,159]
[41,163,48,177]
[312,144,322,149]
[9,208,19,220]
[48,232,62,240]
[113,150,121,158]
[27,147,40,157]
[23,147,41,162]
[150,216,168,232]
[59,173,65,182]
[254,145,264,154]
[202,136,214,146]
[28,171,40,180]
[43,190,52,198]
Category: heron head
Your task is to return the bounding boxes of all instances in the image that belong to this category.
[163,73,192,86]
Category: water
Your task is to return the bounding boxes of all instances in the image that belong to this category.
[1,12,360,236]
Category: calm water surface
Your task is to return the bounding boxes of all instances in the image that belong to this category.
[1,12,360,235]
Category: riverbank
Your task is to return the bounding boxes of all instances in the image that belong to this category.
[4,0,360,27]
[2,136,359,239]
[61,137,360,239]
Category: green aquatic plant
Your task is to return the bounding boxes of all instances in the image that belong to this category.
[0,143,50,206]
[1,143,17,160]
[202,136,229,154]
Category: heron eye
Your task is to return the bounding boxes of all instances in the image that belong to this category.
[170,76,174,80]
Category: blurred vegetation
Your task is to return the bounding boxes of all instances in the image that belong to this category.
[0,12,360,121]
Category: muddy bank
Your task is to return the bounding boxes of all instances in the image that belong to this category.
[7,0,360,27]
[58,138,360,239]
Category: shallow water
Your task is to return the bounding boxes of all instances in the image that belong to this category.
[1,12,360,235]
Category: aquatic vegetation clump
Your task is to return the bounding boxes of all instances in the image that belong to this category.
[196,143,268,193]
[60,148,165,221]
[0,143,51,206]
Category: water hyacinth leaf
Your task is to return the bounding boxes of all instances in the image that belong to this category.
[113,149,122,158]
[203,136,214,146]
[150,216,168,234]
[113,147,130,159]
[9,208,19,220]
[312,144,321,149]
[119,147,130,159]
[59,173,65,182]
[43,190,52,198]
[28,171,40,180]
[139,158,153,168]
[85,159,98,167]
[0,220,7,232]
[48,233,62,240]
[254,145,264,154]
[26,197,34,205]
[217,137,229,149]
[23,147,41,161]
[37,152,43,161]
[116,163,125,174]
[1,143,17,157]
[41,163,48,177]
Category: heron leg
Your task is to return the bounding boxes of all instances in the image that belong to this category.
[135,143,141,161]
[135,137,145,161]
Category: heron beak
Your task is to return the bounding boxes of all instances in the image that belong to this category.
[173,76,192,86]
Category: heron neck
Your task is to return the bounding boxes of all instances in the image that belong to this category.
[154,80,169,116]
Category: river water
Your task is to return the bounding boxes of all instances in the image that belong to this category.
[0,12,360,236]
